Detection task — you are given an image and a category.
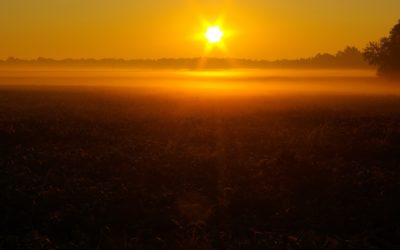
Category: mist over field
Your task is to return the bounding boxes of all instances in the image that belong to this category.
[0,69,398,96]
[1,69,400,249]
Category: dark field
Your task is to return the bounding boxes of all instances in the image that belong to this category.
[1,72,400,249]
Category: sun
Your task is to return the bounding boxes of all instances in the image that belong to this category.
[205,26,223,44]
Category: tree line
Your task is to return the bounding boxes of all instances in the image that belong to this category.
[0,47,369,70]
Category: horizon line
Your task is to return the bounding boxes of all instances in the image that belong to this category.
[0,46,366,62]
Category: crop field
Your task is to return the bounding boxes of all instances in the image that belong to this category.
[1,71,400,249]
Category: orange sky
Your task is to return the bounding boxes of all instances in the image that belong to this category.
[1,0,399,60]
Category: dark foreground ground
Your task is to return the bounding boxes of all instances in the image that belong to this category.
[1,85,400,249]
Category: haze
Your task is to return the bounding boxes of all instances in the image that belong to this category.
[1,0,400,60]
[1,69,399,97]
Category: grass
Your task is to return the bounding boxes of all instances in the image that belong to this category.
[1,85,400,249]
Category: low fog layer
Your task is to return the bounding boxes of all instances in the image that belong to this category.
[0,69,398,96]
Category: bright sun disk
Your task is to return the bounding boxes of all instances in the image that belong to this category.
[205,26,223,43]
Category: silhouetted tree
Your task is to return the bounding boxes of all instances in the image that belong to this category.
[363,19,400,77]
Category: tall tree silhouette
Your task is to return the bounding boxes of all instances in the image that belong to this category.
[363,19,400,77]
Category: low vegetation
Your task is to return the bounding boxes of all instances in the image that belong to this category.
[1,87,400,249]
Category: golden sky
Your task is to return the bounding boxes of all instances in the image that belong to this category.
[1,0,399,60]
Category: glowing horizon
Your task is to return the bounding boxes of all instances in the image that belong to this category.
[0,0,399,60]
